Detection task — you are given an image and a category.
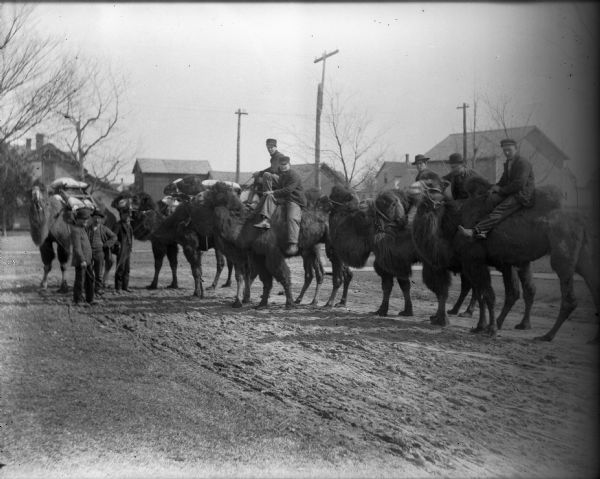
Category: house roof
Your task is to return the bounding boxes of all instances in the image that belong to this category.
[133,158,212,175]
[210,170,254,186]
[375,161,412,179]
[288,163,346,187]
[424,126,569,166]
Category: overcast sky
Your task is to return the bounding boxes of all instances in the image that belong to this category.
[31,2,598,184]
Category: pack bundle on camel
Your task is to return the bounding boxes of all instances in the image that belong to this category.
[197,181,330,309]
[28,178,117,291]
[409,171,599,342]
[323,184,425,316]
[111,190,229,297]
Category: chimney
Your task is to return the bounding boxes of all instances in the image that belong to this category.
[405,154,410,164]
[35,133,44,151]
[26,139,32,151]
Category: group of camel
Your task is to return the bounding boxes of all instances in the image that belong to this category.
[28,171,599,343]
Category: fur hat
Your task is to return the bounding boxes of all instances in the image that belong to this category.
[74,207,92,220]
[412,154,430,165]
[500,138,517,147]
[278,155,290,166]
[266,138,277,147]
[448,152,464,165]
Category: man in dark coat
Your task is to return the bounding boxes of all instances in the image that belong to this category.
[442,152,482,200]
[86,209,118,296]
[252,138,286,194]
[413,154,433,181]
[113,209,133,292]
[253,155,306,256]
[71,207,95,305]
[459,138,535,239]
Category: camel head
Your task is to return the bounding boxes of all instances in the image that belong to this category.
[328,184,360,210]
[30,184,46,211]
[374,190,407,227]
[406,171,450,209]
[204,181,244,212]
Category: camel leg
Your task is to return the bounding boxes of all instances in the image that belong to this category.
[56,242,70,293]
[266,252,294,309]
[309,253,325,306]
[232,263,244,308]
[295,253,313,305]
[166,242,179,289]
[448,273,472,316]
[223,256,233,288]
[148,242,165,289]
[536,218,585,342]
[396,275,413,317]
[208,247,225,290]
[422,264,450,326]
[514,263,535,330]
[496,265,520,330]
[324,253,343,307]
[469,292,487,333]
[374,268,393,317]
[39,240,55,290]
[182,243,203,298]
[337,265,353,307]
[254,259,273,310]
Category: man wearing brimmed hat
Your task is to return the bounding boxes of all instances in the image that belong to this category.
[86,209,118,296]
[442,152,482,200]
[71,207,95,305]
[459,138,535,240]
[253,154,306,256]
[113,209,133,293]
[412,154,432,181]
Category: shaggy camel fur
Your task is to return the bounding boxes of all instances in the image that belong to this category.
[112,192,230,297]
[198,182,330,309]
[410,172,599,342]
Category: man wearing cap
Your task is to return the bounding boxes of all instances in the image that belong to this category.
[253,155,306,256]
[71,207,95,305]
[252,138,286,195]
[442,152,482,200]
[459,139,535,240]
[413,154,432,181]
[86,209,118,296]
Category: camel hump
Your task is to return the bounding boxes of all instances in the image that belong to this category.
[533,185,562,212]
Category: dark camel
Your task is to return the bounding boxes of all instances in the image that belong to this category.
[112,191,231,297]
[196,181,330,309]
[409,171,599,342]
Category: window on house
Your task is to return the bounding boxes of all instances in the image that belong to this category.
[384,174,388,184]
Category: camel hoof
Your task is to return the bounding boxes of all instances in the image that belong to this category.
[146,285,158,290]
[470,327,484,334]
[232,299,243,308]
[515,323,531,330]
[166,284,179,289]
[310,300,318,307]
[334,301,346,308]
[458,311,474,318]
[534,334,552,342]
[294,298,302,304]
[373,310,387,317]
[221,282,231,288]
[447,308,459,315]
[254,303,268,310]
[285,302,296,310]
[398,310,413,317]
[57,283,69,294]
[206,285,216,291]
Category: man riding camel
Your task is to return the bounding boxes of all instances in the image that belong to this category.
[443,152,482,200]
[253,154,306,256]
[413,154,433,181]
[458,138,535,240]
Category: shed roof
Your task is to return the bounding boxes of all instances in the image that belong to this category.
[210,170,254,185]
[375,161,412,179]
[133,158,212,175]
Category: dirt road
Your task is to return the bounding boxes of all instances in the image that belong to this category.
[1,232,598,478]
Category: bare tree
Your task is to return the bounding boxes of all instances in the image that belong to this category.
[321,89,388,189]
[0,4,76,145]
[56,58,128,182]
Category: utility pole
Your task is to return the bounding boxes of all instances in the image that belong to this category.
[63,113,84,180]
[234,108,248,184]
[472,99,478,169]
[313,48,339,190]
[456,102,469,164]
